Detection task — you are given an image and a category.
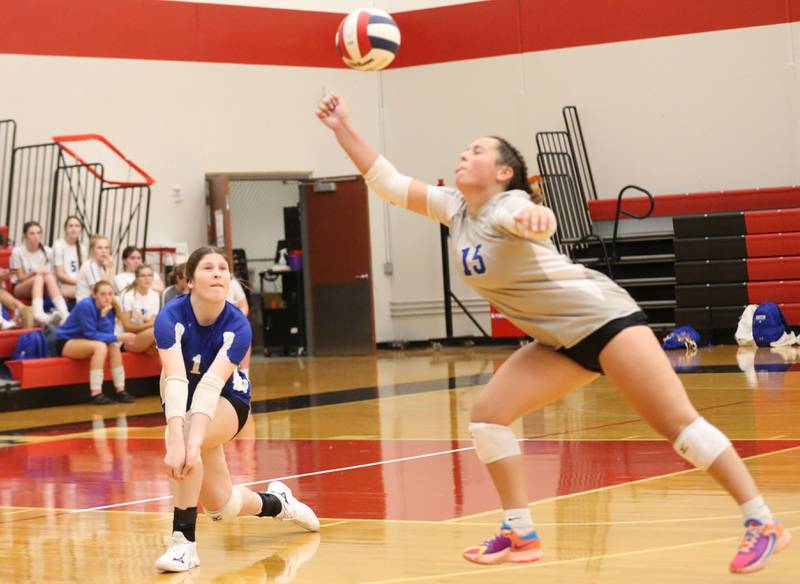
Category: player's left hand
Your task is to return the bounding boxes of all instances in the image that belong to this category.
[182,446,200,477]
[513,205,556,235]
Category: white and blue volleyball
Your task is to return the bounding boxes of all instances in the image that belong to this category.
[335,8,401,71]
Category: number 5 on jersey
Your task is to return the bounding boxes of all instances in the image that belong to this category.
[460,245,486,276]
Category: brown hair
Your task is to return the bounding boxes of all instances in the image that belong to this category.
[167,262,187,286]
[123,263,154,294]
[63,215,84,267]
[92,280,122,318]
[185,246,230,281]
[490,136,544,204]
[22,221,49,265]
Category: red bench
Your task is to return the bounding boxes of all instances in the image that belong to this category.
[7,351,162,389]
[0,328,42,358]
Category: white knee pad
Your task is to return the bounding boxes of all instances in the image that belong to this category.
[672,417,731,471]
[205,485,246,522]
[469,422,521,464]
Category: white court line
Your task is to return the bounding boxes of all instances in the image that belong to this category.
[69,444,478,513]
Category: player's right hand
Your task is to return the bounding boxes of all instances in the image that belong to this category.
[316,92,348,130]
[164,443,187,480]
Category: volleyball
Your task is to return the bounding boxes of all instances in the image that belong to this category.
[335,8,401,72]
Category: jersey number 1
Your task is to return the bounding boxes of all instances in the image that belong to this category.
[460,245,486,276]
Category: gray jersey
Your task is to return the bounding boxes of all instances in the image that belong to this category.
[427,186,641,349]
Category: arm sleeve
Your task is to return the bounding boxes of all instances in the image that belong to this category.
[216,316,252,366]
[426,185,463,226]
[154,307,184,351]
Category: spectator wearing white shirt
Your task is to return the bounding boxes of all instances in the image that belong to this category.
[117,263,160,353]
[112,246,164,295]
[75,235,115,302]
[53,215,86,300]
[11,221,70,324]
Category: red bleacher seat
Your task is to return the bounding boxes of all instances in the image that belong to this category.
[7,351,162,390]
[0,328,42,358]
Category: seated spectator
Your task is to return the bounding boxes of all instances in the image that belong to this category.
[75,235,115,302]
[0,268,35,329]
[11,221,70,325]
[56,281,136,405]
[53,215,86,300]
[113,246,164,295]
[161,262,188,306]
[117,264,159,353]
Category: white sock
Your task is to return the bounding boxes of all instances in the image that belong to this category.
[53,295,70,318]
[504,507,534,534]
[32,298,47,322]
[89,369,104,393]
[111,366,125,391]
[740,496,773,524]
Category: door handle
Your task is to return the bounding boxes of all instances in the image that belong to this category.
[355,273,369,280]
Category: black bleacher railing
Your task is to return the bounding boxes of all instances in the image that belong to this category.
[535,107,674,329]
[0,122,150,263]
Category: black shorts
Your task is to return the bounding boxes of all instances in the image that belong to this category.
[160,393,251,437]
[224,394,251,437]
[56,338,69,355]
[557,311,649,373]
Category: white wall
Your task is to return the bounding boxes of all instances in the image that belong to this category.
[3,13,800,342]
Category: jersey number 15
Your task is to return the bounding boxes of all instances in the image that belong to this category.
[460,245,486,276]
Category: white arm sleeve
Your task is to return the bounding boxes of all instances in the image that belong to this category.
[363,156,412,208]
[426,185,462,225]
[493,196,557,241]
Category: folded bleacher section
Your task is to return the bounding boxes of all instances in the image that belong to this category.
[673,198,800,340]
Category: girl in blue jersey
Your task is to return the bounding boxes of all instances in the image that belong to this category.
[56,280,136,404]
[153,246,319,573]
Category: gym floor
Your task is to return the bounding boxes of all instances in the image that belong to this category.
[0,345,797,583]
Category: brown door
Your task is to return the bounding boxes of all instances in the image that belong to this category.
[301,176,375,356]
[205,174,233,267]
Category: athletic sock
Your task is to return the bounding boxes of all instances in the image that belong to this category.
[740,496,773,524]
[173,506,198,542]
[504,507,535,535]
[257,492,283,517]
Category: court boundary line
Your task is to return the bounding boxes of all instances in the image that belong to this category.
[68,443,800,516]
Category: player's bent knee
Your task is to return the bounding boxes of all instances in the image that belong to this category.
[672,417,731,471]
[204,485,246,522]
[469,422,521,464]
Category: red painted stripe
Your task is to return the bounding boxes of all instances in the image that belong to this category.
[356,10,371,59]
[520,0,790,53]
[780,303,800,324]
[1,0,796,68]
[748,280,800,304]
[747,257,800,281]
[588,186,800,221]
[745,208,800,234]
[745,232,800,258]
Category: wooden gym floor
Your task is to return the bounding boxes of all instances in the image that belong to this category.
[0,344,797,583]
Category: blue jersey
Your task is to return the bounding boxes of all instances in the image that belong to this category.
[154,294,252,407]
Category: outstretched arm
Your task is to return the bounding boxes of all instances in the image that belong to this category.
[316,92,430,217]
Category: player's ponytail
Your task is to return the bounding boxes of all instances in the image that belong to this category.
[491,137,544,205]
